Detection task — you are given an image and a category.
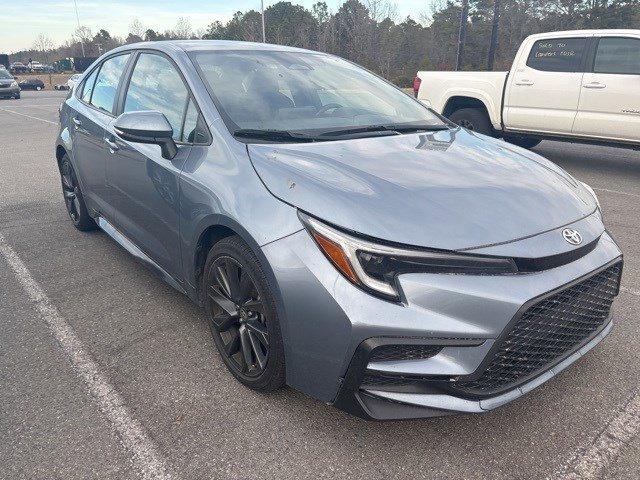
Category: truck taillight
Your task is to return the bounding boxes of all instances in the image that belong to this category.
[413,76,422,98]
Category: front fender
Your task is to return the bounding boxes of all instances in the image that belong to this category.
[57,126,73,158]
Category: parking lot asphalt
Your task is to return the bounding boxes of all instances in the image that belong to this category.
[1,90,639,480]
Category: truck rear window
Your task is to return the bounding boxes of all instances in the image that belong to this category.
[526,38,586,72]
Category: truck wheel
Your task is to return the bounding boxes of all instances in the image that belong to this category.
[504,135,542,149]
[449,108,494,136]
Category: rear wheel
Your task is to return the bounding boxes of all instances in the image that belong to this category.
[449,108,494,136]
[59,155,97,231]
[36,86,42,91]
[203,236,286,392]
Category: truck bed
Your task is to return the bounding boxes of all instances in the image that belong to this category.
[416,71,508,129]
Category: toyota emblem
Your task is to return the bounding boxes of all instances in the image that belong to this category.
[562,228,582,246]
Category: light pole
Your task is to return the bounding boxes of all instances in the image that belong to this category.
[261,0,266,43]
[73,0,86,57]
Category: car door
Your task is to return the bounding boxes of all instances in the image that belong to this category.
[69,53,131,221]
[504,37,588,134]
[104,51,197,280]
[573,36,640,143]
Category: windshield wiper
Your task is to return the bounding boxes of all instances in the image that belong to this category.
[233,129,316,143]
[318,123,450,138]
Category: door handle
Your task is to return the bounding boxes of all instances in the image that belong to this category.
[104,137,119,152]
[515,79,534,86]
[72,117,82,127]
[583,82,606,89]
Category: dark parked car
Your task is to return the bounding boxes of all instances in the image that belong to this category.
[18,78,45,91]
[10,62,28,74]
[55,41,622,420]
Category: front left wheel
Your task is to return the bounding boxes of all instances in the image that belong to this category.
[59,155,97,231]
[203,236,286,392]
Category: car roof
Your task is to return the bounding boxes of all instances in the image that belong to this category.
[113,40,317,55]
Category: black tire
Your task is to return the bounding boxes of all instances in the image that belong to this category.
[59,155,97,231]
[449,108,494,136]
[202,235,286,392]
[15,93,20,99]
[504,134,542,149]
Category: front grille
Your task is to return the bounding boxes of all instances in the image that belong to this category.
[361,373,416,388]
[369,344,443,362]
[454,261,622,396]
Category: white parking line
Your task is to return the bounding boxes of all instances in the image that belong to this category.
[0,233,172,480]
[594,187,640,199]
[552,389,640,480]
[0,107,57,125]
[8,104,63,110]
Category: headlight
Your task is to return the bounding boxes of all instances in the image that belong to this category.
[299,212,517,300]
[10,81,18,88]
[580,181,601,211]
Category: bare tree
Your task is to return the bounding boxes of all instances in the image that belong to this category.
[33,34,53,56]
[129,19,145,38]
[174,17,193,39]
[366,0,397,22]
[74,26,92,57]
[33,34,54,85]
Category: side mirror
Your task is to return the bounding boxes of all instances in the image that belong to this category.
[113,111,178,160]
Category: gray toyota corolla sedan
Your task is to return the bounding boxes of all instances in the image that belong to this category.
[55,41,623,420]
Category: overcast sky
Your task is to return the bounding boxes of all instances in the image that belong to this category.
[2,0,430,53]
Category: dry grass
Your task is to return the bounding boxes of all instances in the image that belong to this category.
[11,72,72,90]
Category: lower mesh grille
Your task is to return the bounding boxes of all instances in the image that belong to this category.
[369,344,443,362]
[361,374,416,389]
[454,261,622,396]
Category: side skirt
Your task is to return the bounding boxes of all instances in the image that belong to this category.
[502,128,640,150]
[97,216,187,296]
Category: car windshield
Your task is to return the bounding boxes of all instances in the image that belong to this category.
[0,70,13,79]
[193,50,445,139]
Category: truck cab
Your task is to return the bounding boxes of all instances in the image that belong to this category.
[416,30,640,149]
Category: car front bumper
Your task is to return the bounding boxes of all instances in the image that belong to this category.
[0,86,20,97]
[262,220,622,420]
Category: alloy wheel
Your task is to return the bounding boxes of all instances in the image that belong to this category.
[61,161,82,222]
[208,256,269,378]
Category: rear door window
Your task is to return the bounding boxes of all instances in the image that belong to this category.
[123,53,189,141]
[593,37,640,75]
[90,54,130,114]
[527,38,587,72]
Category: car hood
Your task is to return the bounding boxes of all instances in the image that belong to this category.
[248,128,597,250]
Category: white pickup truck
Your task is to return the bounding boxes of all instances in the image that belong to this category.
[415,29,640,149]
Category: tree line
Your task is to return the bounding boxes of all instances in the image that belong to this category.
[10,0,640,86]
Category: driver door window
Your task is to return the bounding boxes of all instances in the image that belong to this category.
[124,53,189,141]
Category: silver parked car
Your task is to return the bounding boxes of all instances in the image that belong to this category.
[0,69,20,99]
[55,41,623,420]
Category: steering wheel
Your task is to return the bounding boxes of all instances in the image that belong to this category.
[316,103,344,116]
